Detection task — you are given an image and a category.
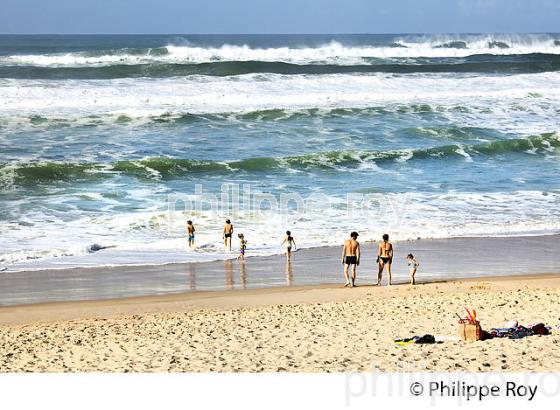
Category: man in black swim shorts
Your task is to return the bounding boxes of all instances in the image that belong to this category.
[223,219,234,251]
[341,231,360,287]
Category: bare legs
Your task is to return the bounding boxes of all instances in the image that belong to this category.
[343,264,356,287]
[377,261,392,286]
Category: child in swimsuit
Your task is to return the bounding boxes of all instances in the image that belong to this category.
[407,253,419,285]
[186,220,195,248]
[237,233,247,261]
[281,230,296,261]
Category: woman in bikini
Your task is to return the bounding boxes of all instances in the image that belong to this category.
[281,230,296,261]
[377,233,393,286]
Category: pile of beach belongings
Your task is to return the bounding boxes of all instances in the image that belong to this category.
[484,321,551,340]
[394,334,437,345]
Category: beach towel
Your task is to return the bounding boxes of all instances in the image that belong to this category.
[489,324,548,339]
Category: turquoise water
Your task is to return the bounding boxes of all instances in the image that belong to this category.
[0,34,559,270]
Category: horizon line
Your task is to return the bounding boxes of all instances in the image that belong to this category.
[1,31,559,36]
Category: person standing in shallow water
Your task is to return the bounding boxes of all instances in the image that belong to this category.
[223,219,234,251]
[341,231,360,287]
[377,233,394,286]
[237,233,247,261]
[186,220,195,248]
[281,230,296,261]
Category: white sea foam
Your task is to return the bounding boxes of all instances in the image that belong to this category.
[1,190,559,271]
[1,35,559,67]
[1,72,560,135]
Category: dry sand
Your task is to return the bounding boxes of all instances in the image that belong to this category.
[1,274,559,372]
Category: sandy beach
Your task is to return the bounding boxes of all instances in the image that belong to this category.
[1,273,559,372]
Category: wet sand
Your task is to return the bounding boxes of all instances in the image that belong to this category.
[1,235,559,306]
[1,274,559,372]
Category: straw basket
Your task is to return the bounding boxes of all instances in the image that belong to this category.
[458,321,482,341]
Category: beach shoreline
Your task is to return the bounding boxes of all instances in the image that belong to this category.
[1,234,559,307]
[2,235,559,372]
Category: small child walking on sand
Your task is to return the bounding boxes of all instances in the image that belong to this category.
[281,230,296,261]
[407,253,419,285]
[237,233,247,261]
[186,220,195,248]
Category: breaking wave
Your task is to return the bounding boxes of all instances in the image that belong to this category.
[1,34,559,73]
[1,133,557,186]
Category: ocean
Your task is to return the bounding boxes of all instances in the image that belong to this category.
[1,33,559,272]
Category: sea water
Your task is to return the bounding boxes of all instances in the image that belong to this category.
[1,34,559,271]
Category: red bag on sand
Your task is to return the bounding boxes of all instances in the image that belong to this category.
[531,323,550,335]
